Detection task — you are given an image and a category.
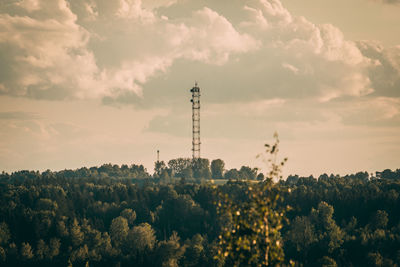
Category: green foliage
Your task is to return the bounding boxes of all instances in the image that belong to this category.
[319,256,337,267]
[216,181,287,266]
[110,217,129,247]
[309,202,344,253]
[285,216,316,257]
[192,158,211,179]
[216,133,289,266]
[181,234,205,267]
[238,166,258,180]
[224,169,240,180]
[71,219,84,247]
[155,232,185,267]
[120,209,136,226]
[0,223,10,246]
[168,158,192,178]
[370,210,389,230]
[0,160,400,266]
[20,242,34,260]
[256,132,287,181]
[211,159,225,179]
[154,161,167,178]
[127,223,156,253]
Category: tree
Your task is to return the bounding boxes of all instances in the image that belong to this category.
[48,238,61,259]
[154,161,167,178]
[224,169,240,180]
[121,209,137,226]
[154,232,185,267]
[98,232,117,258]
[36,198,58,212]
[285,216,316,261]
[354,171,369,182]
[239,166,258,180]
[110,216,129,247]
[286,175,299,185]
[181,167,193,178]
[257,173,265,181]
[0,222,10,246]
[36,239,48,260]
[367,252,383,266]
[168,158,192,178]
[182,234,205,267]
[211,159,225,179]
[192,158,211,179]
[70,219,84,247]
[160,169,171,183]
[310,202,344,254]
[0,246,5,262]
[70,244,89,263]
[378,169,399,180]
[319,256,337,267]
[216,133,288,266]
[57,220,69,237]
[127,223,156,253]
[20,242,34,260]
[370,210,389,229]
[216,180,287,266]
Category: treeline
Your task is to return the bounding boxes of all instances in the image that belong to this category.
[0,163,400,266]
[0,158,261,183]
[155,158,261,181]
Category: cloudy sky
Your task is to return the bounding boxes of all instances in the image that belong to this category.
[1,0,399,177]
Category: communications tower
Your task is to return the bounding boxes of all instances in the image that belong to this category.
[190,82,201,159]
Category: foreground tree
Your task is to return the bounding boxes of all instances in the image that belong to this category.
[216,133,289,266]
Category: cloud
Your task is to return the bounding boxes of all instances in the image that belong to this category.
[0,0,399,105]
[113,1,376,108]
[244,1,373,101]
[375,0,400,5]
[0,111,39,120]
[339,97,400,127]
[357,41,400,97]
[0,0,258,100]
[0,0,99,99]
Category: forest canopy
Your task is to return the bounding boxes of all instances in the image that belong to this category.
[0,162,400,266]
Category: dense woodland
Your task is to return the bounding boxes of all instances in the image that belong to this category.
[1,159,400,266]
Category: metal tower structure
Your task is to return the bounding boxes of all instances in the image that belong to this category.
[190,82,201,159]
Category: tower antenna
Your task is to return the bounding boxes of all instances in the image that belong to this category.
[190,82,201,159]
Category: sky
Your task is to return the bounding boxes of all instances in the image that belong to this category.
[0,0,400,177]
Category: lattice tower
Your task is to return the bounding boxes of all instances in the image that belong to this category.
[190,82,201,159]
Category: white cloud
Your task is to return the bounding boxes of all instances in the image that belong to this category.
[176,7,260,65]
[0,0,99,99]
[0,0,399,104]
[238,1,374,101]
[0,0,259,100]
